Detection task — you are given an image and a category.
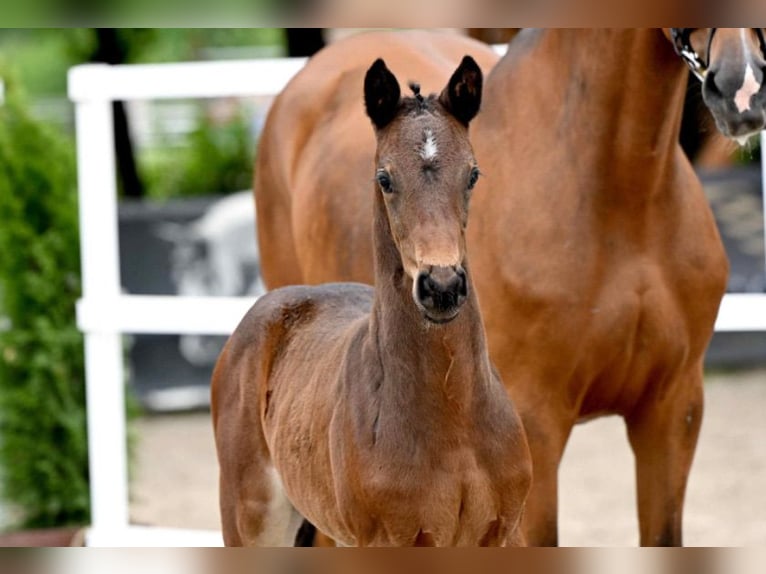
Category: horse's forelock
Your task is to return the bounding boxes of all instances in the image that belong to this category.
[400,93,439,118]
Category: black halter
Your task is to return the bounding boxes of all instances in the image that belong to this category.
[671,28,766,82]
[670,28,717,82]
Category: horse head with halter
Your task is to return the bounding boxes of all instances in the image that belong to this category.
[671,28,766,81]
[670,28,766,142]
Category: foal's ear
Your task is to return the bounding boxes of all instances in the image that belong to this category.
[440,55,483,126]
[364,58,401,130]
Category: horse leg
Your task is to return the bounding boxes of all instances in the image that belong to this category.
[626,371,704,546]
[221,462,304,547]
[293,519,317,546]
[503,517,528,547]
[519,410,573,546]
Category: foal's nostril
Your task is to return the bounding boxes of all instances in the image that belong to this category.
[416,273,434,304]
[456,268,467,298]
[415,266,468,316]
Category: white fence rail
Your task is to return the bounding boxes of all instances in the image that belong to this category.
[69,54,766,547]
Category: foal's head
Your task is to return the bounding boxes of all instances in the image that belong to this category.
[364,56,482,324]
[671,28,766,142]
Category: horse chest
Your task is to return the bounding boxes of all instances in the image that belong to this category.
[596,276,683,352]
[341,449,518,546]
[574,262,704,413]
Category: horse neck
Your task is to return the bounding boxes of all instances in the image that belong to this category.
[368,190,491,404]
[496,29,689,194]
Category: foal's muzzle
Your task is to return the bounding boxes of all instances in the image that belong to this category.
[414,265,468,323]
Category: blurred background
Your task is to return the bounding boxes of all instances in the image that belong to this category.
[0,28,763,546]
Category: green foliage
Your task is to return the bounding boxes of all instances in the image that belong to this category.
[733,136,761,166]
[142,108,255,200]
[0,30,93,97]
[0,76,89,528]
[0,29,285,99]
[129,29,285,62]
[0,29,284,201]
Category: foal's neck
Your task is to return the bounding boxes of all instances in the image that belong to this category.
[368,193,491,401]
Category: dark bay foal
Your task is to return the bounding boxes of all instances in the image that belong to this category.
[211,56,531,546]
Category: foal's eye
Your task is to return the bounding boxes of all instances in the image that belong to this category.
[376,170,393,193]
[467,167,480,190]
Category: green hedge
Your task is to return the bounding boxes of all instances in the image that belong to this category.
[0,79,89,528]
[142,109,255,200]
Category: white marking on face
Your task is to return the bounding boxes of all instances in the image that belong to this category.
[734,63,760,113]
[734,30,761,113]
[420,129,438,161]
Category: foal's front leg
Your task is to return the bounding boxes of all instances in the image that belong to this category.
[626,369,704,546]
[226,465,305,546]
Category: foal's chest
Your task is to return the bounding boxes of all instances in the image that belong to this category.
[339,445,518,546]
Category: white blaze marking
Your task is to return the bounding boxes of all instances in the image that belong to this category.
[420,129,438,161]
[734,30,761,113]
[734,64,760,113]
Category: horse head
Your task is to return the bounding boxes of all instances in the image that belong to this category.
[672,28,766,143]
[363,55,483,324]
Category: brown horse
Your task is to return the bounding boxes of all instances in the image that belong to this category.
[255,29,761,545]
[467,29,753,546]
[213,56,531,546]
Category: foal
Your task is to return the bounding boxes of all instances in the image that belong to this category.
[212,56,531,547]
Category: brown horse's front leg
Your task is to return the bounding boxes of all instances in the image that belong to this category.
[519,408,574,546]
[626,370,704,546]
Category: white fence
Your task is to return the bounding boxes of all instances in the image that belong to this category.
[69,54,766,546]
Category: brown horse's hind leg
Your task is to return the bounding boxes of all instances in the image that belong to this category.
[626,371,704,546]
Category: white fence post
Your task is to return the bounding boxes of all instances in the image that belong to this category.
[72,64,130,534]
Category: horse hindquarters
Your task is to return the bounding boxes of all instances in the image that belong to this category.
[253,98,304,290]
[212,308,305,546]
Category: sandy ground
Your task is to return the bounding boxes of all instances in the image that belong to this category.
[130,368,766,546]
